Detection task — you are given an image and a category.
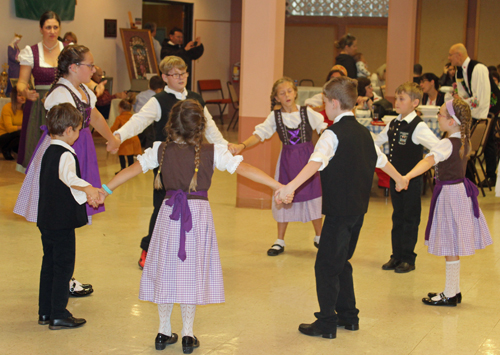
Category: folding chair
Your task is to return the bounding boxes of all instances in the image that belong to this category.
[468,118,491,196]
[197,80,231,125]
[226,82,239,131]
[299,79,315,86]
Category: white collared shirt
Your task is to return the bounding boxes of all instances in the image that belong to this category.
[115,86,228,145]
[44,78,97,111]
[426,132,461,164]
[50,139,90,205]
[373,111,440,149]
[309,112,388,170]
[455,56,491,119]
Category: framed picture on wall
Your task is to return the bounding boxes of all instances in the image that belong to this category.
[104,19,117,38]
[120,28,160,80]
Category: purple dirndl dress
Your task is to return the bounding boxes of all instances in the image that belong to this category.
[425,138,492,256]
[139,142,224,305]
[272,106,322,223]
[17,44,56,171]
[14,83,104,222]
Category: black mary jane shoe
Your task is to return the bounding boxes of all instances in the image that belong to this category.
[69,278,94,297]
[298,322,336,339]
[382,257,401,270]
[428,292,462,304]
[155,332,178,350]
[267,244,284,256]
[337,319,359,331]
[182,336,200,354]
[38,315,50,325]
[422,292,458,307]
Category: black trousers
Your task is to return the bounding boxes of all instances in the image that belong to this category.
[484,116,498,179]
[389,176,422,264]
[140,168,166,251]
[314,214,364,332]
[119,155,135,169]
[38,228,75,319]
[0,130,21,157]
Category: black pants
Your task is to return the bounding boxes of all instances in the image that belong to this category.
[0,130,20,157]
[484,116,498,179]
[119,155,135,170]
[314,214,364,332]
[38,228,75,319]
[389,176,422,264]
[140,168,166,251]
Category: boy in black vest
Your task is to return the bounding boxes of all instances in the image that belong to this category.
[374,83,440,273]
[37,103,102,330]
[113,56,228,268]
[276,77,406,339]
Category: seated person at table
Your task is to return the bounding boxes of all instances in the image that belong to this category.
[374,82,440,274]
[0,86,24,160]
[439,63,456,87]
[135,75,165,149]
[420,73,445,106]
[92,66,127,119]
[305,65,347,108]
[355,77,381,118]
[371,64,386,97]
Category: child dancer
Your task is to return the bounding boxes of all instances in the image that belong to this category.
[403,98,492,306]
[14,45,120,295]
[37,103,101,329]
[233,77,326,255]
[99,99,288,353]
[110,95,142,174]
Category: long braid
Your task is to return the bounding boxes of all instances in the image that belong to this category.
[154,135,171,190]
[450,98,472,158]
[188,140,201,192]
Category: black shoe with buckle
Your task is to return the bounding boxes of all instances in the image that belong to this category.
[182,336,200,354]
[155,333,178,350]
[428,291,462,303]
[422,292,458,306]
[267,244,284,256]
[69,278,94,297]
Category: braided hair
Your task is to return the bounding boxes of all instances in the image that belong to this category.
[446,98,472,159]
[270,77,297,111]
[52,45,90,87]
[154,99,206,192]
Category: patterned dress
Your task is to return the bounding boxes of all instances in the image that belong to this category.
[425,137,492,256]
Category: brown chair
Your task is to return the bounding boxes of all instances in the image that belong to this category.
[226,82,239,131]
[197,80,232,125]
[468,118,493,196]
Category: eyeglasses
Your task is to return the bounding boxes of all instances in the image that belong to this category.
[77,63,95,70]
[166,72,189,79]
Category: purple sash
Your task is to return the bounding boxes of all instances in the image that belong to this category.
[425,178,479,241]
[164,189,208,261]
[25,125,49,174]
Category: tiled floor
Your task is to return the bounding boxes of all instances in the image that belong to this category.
[1,129,499,355]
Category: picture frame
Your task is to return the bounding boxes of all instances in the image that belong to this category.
[120,28,160,80]
[104,19,117,38]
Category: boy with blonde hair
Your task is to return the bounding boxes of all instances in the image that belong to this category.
[375,82,440,273]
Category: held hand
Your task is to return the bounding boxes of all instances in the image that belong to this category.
[95,80,108,97]
[229,143,244,155]
[25,89,39,102]
[194,37,201,45]
[395,175,409,192]
[185,41,195,51]
[85,186,102,208]
[275,184,295,204]
[106,135,121,154]
[96,189,107,205]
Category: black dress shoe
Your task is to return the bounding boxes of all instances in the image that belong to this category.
[422,292,458,306]
[267,244,284,256]
[394,262,415,273]
[480,177,496,188]
[382,258,401,270]
[155,333,178,350]
[38,315,50,325]
[314,241,319,249]
[182,336,200,354]
[49,316,86,330]
[298,323,336,339]
[69,278,94,297]
[428,292,462,303]
[337,319,359,331]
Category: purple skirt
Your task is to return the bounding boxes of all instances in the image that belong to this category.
[14,126,104,222]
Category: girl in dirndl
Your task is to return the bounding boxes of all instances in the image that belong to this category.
[233,77,326,256]
[98,99,286,353]
[403,98,492,306]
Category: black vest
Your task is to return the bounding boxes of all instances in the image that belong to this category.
[37,145,88,230]
[153,90,205,142]
[387,116,423,175]
[320,116,377,216]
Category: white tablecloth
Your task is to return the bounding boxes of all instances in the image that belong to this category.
[296,86,322,106]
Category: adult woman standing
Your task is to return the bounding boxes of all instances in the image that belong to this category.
[334,34,358,79]
[16,11,63,171]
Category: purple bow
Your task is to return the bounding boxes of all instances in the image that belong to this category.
[165,190,193,261]
[26,125,49,174]
[425,178,480,241]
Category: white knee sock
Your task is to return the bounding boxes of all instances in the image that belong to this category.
[180,304,196,337]
[432,260,460,300]
[314,235,320,244]
[271,239,285,250]
[158,303,174,336]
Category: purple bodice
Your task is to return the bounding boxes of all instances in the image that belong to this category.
[31,44,56,86]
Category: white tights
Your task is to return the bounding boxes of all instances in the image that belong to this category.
[157,303,196,337]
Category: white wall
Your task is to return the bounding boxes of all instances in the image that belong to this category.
[1,0,142,92]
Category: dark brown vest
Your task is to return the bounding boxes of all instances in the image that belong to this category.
[435,137,468,181]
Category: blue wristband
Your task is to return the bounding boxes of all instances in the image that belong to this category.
[102,184,113,195]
